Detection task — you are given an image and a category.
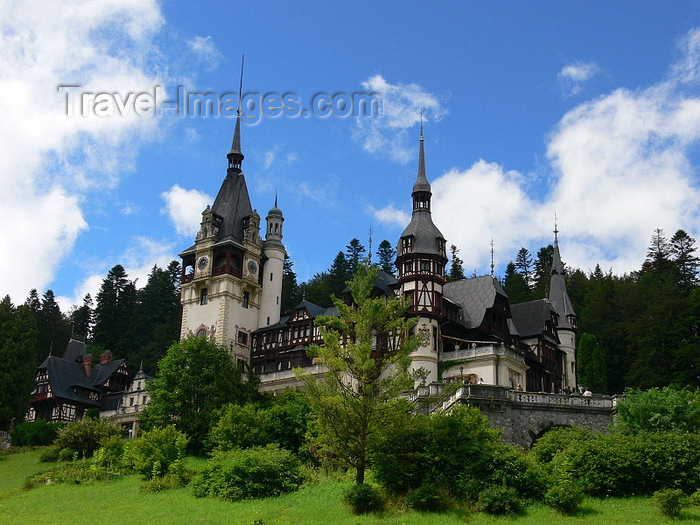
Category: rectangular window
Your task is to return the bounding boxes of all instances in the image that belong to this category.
[237,331,248,345]
[242,291,249,308]
[200,288,208,305]
[270,272,273,281]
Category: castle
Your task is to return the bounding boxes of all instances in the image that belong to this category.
[179,114,578,394]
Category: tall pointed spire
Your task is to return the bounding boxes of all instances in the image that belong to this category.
[548,220,577,329]
[412,116,431,211]
[227,55,245,172]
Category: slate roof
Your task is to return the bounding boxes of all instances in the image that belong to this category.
[548,243,577,329]
[443,276,507,329]
[211,172,254,246]
[35,338,130,408]
[510,299,557,338]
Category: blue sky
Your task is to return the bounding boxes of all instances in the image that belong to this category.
[1,1,699,310]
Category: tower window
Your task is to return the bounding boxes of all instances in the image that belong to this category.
[200,288,208,305]
[270,272,273,281]
[242,291,250,308]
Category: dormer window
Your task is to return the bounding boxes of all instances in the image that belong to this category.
[402,237,413,254]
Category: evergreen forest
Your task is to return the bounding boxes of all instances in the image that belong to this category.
[0,228,697,431]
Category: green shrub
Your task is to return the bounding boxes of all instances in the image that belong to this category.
[550,431,700,497]
[545,482,584,515]
[617,387,700,433]
[126,426,188,480]
[140,473,185,493]
[342,482,385,515]
[209,393,313,458]
[39,446,59,462]
[477,485,521,515]
[530,426,593,464]
[32,462,122,486]
[688,489,700,507]
[58,447,77,462]
[54,418,122,458]
[654,488,686,518]
[372,406,542,503]
[405,483,448,513]
[190,445,304,501]
[92,435,127,470]
[11,421,64,446]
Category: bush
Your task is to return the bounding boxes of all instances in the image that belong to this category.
[11,421,64,446]
[545,482,584,515]
[372,406,543,503]
[530,426,593,464]
[405,483,448,513]
[92,435,126,470]
[342,483,384,515]
[550,431,700,497]
[477,485,521,515]
[140,473,185,493]
[689,489,700,507]
[58,447,77,462]
[39,446,59,462]
[654,488,686,518]
[126,426,188,480]
[617,387,700,433]
[208,393,313,458]
[32,462,122,486]
[190,445,304,501]
[54,418,122,458]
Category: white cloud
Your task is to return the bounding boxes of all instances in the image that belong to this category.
[187,36,224,71]
[161,184,212,237]
[56,236,176,311]
[0,0,167,302]
[370,204,411,229]
[386,29,700,276]
[558,61,601,96]
[354,75,446,163]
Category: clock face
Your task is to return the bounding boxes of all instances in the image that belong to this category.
[247,260,258,274]
[197,256,208,270]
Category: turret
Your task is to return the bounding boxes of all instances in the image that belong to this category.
[259,196,286,327]
[395,127,447,384]
[548,220,578,388]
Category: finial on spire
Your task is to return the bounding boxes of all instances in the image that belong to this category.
[490,238,495,277]
[554,211,559,246]
[368,225,373,263]
[227,55,245,171]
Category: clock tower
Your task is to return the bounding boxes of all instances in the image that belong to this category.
[179,110,280,360]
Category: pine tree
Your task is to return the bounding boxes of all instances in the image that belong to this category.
[577,332,607,393]
[345,238,367,275]
[296,265,420,484]
[532,245,554,298]
[448,244,465,282]
[37,290,71,358]
[376,240,396,275]
[670,229,699,290]
[281,257,301,313]
[69,294,94,342]
[503,261,530,303]
[0,299,38,428]
[93,265,137,357]
[514,247,534,289]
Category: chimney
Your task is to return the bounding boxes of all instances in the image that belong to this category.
[100,350,113,365]
[83,353,93,377]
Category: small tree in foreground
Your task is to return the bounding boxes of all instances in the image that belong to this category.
[296,264,420,484]
[140,336,261,452]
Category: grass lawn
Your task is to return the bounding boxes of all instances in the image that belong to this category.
[0,449,699,524]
